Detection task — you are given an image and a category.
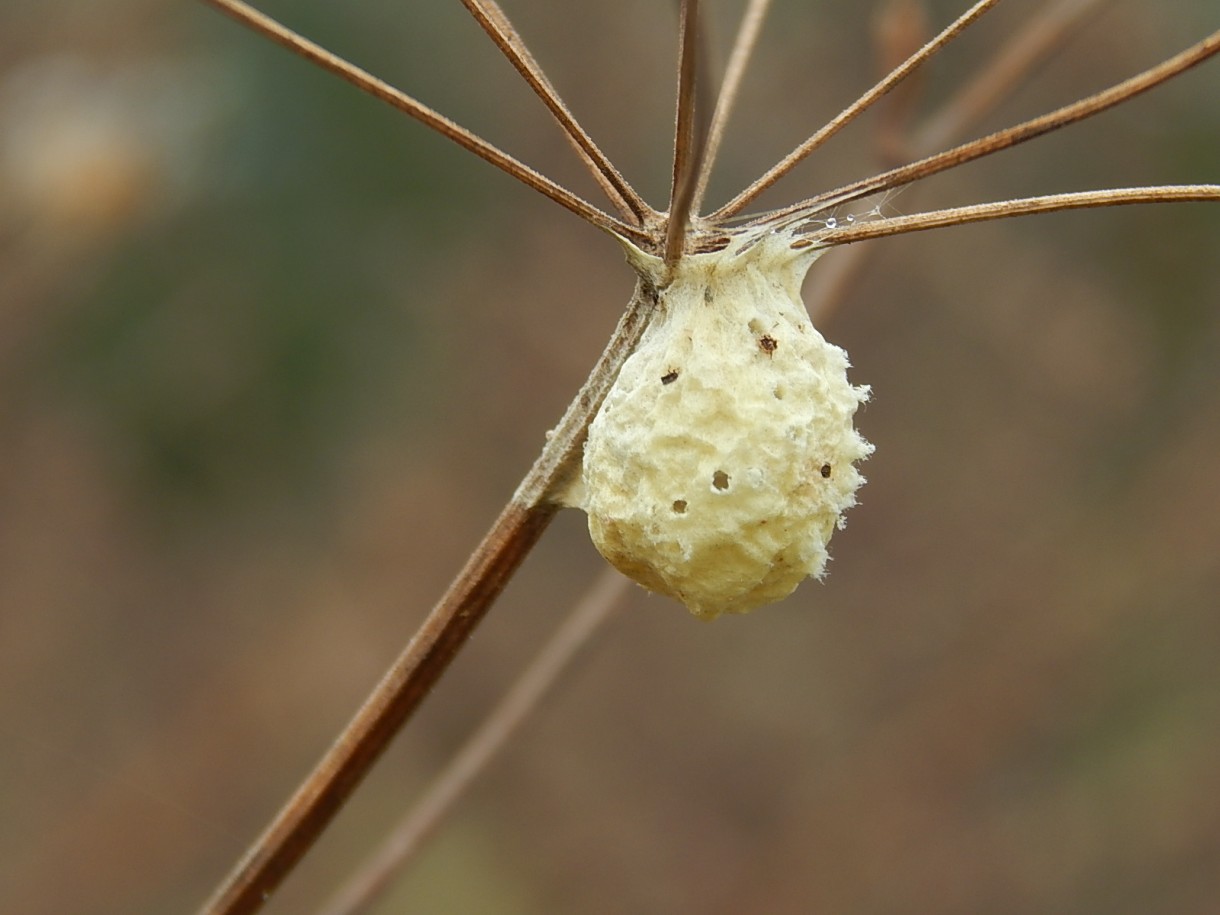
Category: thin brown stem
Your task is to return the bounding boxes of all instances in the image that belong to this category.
[759,30,1220,227]
[200,0,648,244]
[714,0,1002,220]
[666,0,710,264]
[317,568,633,915]
[197,279,660,915]
[199,505,554,915]
[690,0,774,215]
[194,5,1220,912]
[808,0,1115,321]
[814,186,1220,246]
[457,0,652,225]
[913,0,1109,156]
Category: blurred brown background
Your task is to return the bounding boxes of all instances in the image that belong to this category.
[1,1,1218,912]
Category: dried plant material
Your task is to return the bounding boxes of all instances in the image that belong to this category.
[565,229,872,619]
[193,2,1219,908]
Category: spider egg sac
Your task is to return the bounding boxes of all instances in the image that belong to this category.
[564,229,873,620]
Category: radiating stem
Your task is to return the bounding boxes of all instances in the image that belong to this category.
[200,0,648,244]
[813,186,1220,246]
[690,0,774,215]
[457,0,653,224]
[912,0,1109,156]
[762,30,1220,227]
[666,0,711,264]
[714,0,1002,219]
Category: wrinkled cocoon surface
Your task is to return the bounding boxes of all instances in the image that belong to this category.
[565,230,872,620]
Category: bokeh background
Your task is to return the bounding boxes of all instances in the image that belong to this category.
[2,1,1218,912]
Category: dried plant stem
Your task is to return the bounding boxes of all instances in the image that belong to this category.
[819,186,1220,246]
[198,281,659,915]
[458,0,652,224]
[807,0,1114,319]
[770,30,1220,225]
[201,507,552,915]
[666,0,711,264]
[912,0,1109,155]
[317,567,633,915]
[715,0,1001,219]
[196,3,1220,911]
[691,0,774,215]
[199,0,647,244]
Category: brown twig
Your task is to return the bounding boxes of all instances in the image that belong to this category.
[714,0,1002,220]
[316,568,633,915]
[197,279,660,915]
[194,3,1220,911]
[805,0,1114,321]
[815,186,1220,246]
[758,29,1220,226]
[690,0,774,215]
[665,0,711,264]
[199,0,648,245]
[912,0,1109,156]
[457,0,653,225]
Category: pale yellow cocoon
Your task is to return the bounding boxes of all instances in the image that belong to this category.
[564,229,873,620]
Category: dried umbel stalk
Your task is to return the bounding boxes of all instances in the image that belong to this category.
[195,0,1219,911]
[567,229,872,619]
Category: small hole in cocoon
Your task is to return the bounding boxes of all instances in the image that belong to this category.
[712,470,730,491]
[672,499,688,513]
